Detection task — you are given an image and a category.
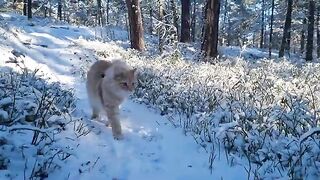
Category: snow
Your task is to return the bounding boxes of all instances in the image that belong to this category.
[299,127,320,143]
[0,97,11,107]
[1,9,320,179]
[0,109,8,120]
[0,12,247,179]
[52,100,244,180]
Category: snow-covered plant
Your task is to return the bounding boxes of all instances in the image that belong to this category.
[95,49,320,179]
[0,66,77,179]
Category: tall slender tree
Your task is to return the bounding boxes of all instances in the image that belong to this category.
[221,0,228,45]
[191,0,197,42]
[317,5,320,58]
[306,0,315,61]
[23,0,27,16]
[279,0,293,58]
[106,0,110,24]
[260,0,265,48]
[149,2,153,34]
[300,18,307,54]
[158,0,165,53]
[202,0,221,58]
[27,0,32,19]
[171,0,179,39]
[58,0,62,20]
[269,0,275,58]
[97,0,105,26]
[13,0,16,9]
[180,0,191,42]
[125,0,145,51]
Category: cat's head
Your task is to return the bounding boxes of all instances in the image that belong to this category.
[112,60,137,92]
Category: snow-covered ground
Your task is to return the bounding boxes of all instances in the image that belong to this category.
[0,12,247,179]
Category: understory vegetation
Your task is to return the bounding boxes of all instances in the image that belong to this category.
[0,66,89,179]
[97,49,320,179]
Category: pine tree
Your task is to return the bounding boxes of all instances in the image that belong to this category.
[97,0,105,26]
[279,0,293,58]
[260,0,265,48]
[269,0,275,58]
[23,0,27,16]
[27,0,32,19]
[300,18,306,54]
[181,0,191,42]
[158,0,165,53]
[126,0,145,51]
[306,0,315,61]
[202,0,220,58]
[317,5,320,58]
[171,0,179,39]
[58,0,62,20]
[191,0,197,42]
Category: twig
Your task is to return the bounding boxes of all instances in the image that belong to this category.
[91,157,100,170]
[9,127,53,142]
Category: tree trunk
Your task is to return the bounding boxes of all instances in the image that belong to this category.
[125,0,145,51]
[180,0,191,42]
[63,6,66,21]
[171,0,179,39]
[221,0,227,45]
[67,9,70,23]
[300,18,306,54]
[317,6,320,58]
[269,0,275,58]
[260,0,265,49]
[13,0,16,9]
[27,0,32,19]
[106,0,110,24]
[149,3,153,34]
[279,0,293,58]
[97,0,104,26]
[58,0,62,20]
[306,0,315,61]
[44,7,47,18]
[23,0,27,16]
[201,0,221,58]
[200,4,206,43]
[226,0,231,46]
[191,0,197,42]
[49,2,52,17]
[158,0,165,53]
[125,13,129,39]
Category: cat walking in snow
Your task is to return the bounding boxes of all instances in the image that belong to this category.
[86,59,137,140]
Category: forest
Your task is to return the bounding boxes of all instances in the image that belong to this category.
[0,0,320,180]
[7,0,320,60]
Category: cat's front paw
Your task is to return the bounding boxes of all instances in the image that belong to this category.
[113,133,124,140]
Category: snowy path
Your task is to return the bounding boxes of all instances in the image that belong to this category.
[63,94,216,180]
[0,13,245,180]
